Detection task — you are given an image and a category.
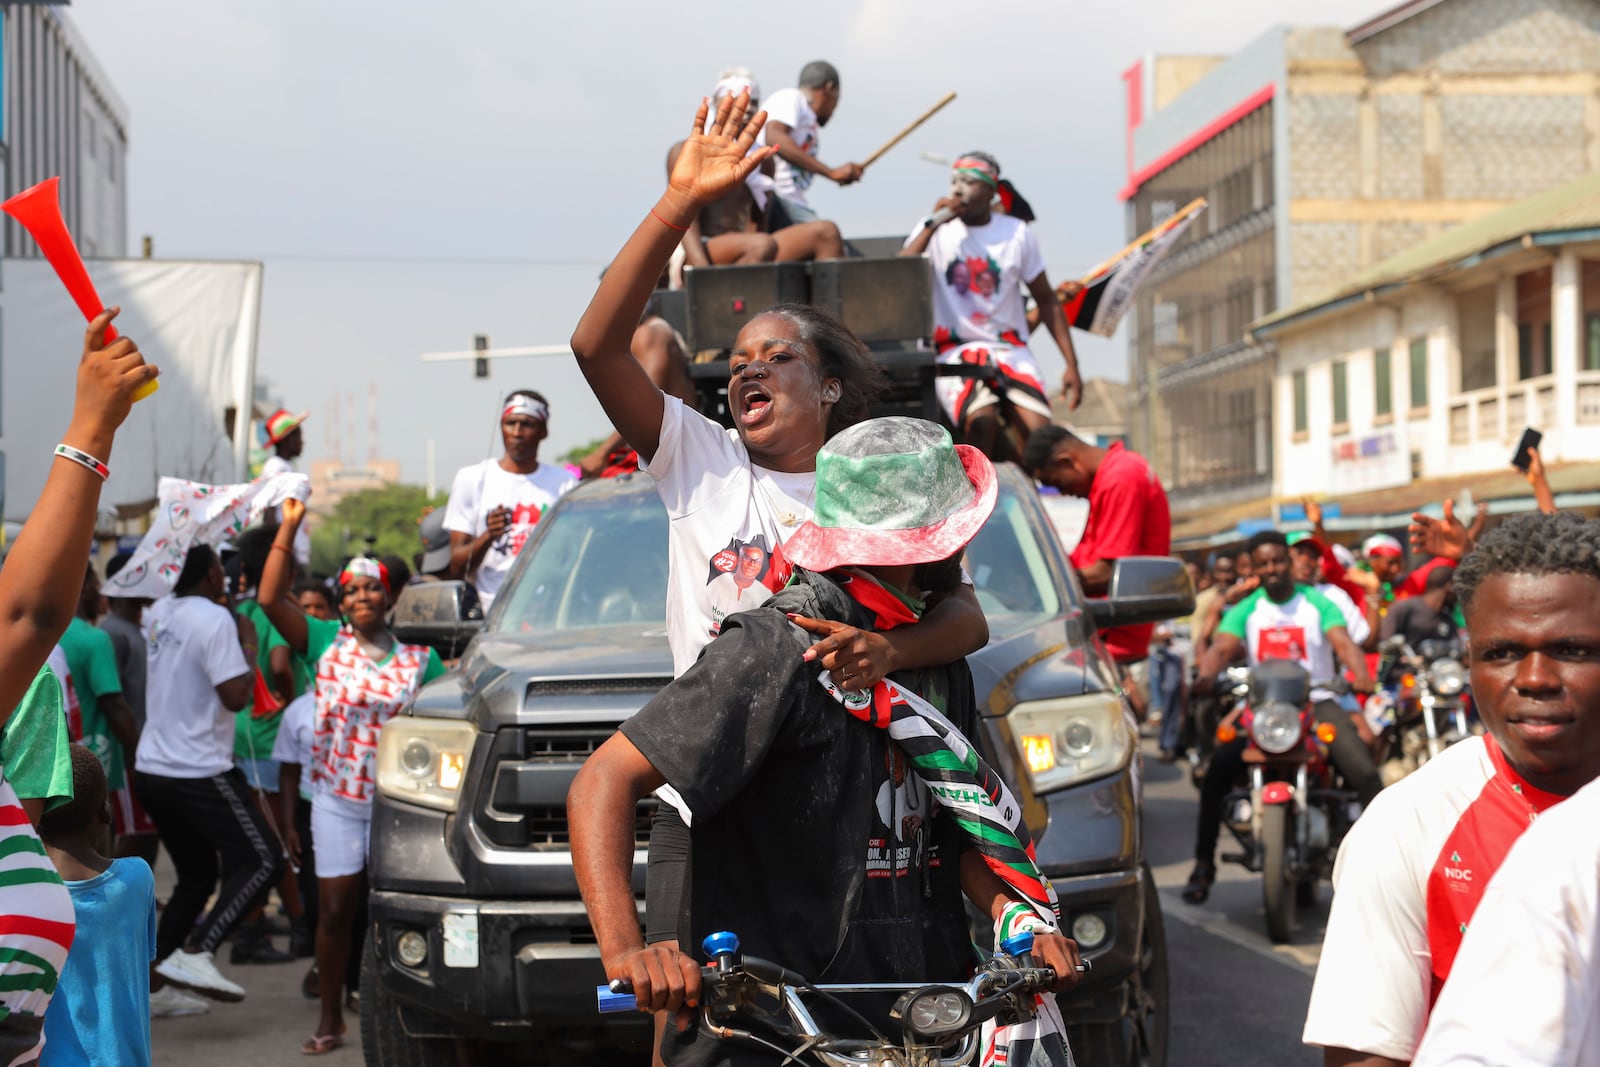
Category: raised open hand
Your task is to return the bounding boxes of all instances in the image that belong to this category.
[1408,498,1470,561]
[667,92,777,210]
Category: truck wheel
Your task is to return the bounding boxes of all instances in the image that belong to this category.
[361,930,461,1067]
[1261,804,1295,944]
[1065,864,1169,1067]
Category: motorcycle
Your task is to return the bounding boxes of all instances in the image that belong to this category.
[1369,635,1473,786]
[598,929,1086,1067]
[1213,661,1360,944]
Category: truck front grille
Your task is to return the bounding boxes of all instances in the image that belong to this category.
[475,727,657,850]
[520,800,656,848]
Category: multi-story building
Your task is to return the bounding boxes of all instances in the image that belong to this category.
[1256,169,1600,527]
[309,458,404,513]
[2,3,129,258]
[1120,0,1600,544]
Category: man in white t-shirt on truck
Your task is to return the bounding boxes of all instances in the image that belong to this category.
[443,391,577,611]
[901,151,1083,461]
[1303,511,1600,1066]
[1185,529,1381,906]
[760,60,862,226]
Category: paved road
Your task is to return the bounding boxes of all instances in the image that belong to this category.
[152,736,1326,1066]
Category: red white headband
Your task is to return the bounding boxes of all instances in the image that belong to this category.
[502,395,548,423]
[340,557,390,591]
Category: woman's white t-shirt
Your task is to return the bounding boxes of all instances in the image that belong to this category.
[643,396,816,677]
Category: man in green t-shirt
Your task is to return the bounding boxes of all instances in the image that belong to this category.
[1183,530,1382,905]
[61,567,137,809]
[3,663,73,827]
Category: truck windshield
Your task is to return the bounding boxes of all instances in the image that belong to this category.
[962,484,1063,639]
[492,488,670,634]
[492,480,1064,640]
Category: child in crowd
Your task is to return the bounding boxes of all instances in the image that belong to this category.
[40,745,159,1065]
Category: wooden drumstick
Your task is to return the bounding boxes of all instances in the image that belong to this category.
[861,92,957,170]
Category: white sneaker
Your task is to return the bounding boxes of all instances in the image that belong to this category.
[154,950,246,1003]
[150,985,210,1017]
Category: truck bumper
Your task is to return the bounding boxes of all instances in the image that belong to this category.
[1042,865,1146,1027]
[369,890,650,1044]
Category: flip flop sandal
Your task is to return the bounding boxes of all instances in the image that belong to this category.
[301,1034,344,1056]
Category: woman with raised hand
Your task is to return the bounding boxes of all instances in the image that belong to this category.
[569,92,991,1059]
[0,307,156,1063]
[257,498,444,1056]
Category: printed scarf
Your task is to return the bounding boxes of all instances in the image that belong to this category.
[817,573,1074,1066]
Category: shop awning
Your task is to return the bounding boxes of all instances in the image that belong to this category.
[1169,460,1600,551]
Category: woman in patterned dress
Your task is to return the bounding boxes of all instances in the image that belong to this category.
[259,497,444,1055]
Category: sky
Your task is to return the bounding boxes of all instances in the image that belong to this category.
[68,0,1388,488]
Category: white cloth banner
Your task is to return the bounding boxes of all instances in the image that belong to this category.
[0,257,263,521]
[105,474,309,599]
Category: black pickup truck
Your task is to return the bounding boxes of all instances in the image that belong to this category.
[362,254,1186,1067]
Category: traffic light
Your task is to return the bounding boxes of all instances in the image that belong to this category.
[474,334,490,379]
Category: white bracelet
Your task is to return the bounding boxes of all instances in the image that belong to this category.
[54,443,109,481]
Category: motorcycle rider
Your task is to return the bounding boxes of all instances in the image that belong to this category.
[1379,563,1459,653]
[1303,511,1600,1065]
[1183,530,1380,906]
[1289,534,1373,648]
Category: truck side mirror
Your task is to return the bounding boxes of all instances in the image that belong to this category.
[391,580,485,659]
[1085,557,1196,630]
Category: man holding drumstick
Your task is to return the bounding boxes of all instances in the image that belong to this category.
[761,60,864,226]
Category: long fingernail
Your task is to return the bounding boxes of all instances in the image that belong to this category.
[802,649,816,662]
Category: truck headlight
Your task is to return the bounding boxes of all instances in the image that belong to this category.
[1008,692,1134,793]
[377,718,477,812]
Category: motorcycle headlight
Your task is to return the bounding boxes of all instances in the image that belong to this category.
[1250,701,1303,755]
[895,985,973,1038]
[1008,691,1135,794]
[377,718,477,812]
[1429,659,1466,697]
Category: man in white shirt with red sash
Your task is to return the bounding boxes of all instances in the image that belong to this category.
[1304,511,1600,1065]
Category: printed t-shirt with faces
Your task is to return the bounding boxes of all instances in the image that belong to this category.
[1217,584,1346,700]
[443,459,577,610]
[641,395,815,678]
[760,87,821,207]
[914,214,1045,351]
[302,617,444,813]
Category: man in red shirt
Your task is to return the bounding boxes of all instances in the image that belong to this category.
[1023,426,1171,665]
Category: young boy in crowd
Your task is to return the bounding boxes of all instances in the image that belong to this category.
[40,745,159,1065]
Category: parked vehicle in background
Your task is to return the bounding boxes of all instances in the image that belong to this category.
[363,468,1191,1067]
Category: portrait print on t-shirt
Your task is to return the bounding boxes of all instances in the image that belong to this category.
[867,744,944,881]
[704,533,790,640]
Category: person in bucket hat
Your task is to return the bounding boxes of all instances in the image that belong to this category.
[570,418,1081,1066]
[260,408,311,565]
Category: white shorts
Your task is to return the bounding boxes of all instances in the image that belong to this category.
[935,341,1052,426]
[311,797,372,879]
